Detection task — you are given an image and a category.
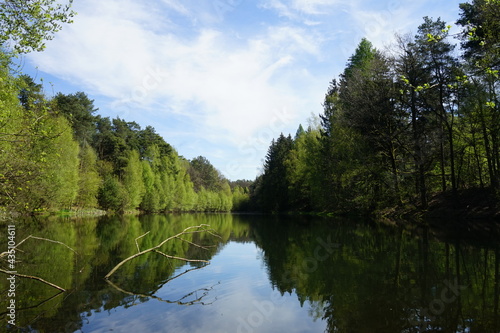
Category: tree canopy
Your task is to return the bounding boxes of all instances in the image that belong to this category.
[252,6,500,215]
[0,0,75,53]
[0,56,247,213]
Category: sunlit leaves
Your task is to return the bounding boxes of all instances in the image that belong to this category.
[0,0,76,53]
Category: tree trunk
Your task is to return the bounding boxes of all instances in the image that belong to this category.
[411,88,427,208]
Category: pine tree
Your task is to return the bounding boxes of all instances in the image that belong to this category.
[260,134,293,212]
[53,92,98,146]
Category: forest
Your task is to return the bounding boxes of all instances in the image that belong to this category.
[0,1,256,215]
[1,0,499,217]
[0,66,252,213]
[0,58,255,214]
[252,1,500,216]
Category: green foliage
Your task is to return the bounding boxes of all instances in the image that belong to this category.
[0,59,80,212]
[98,175,128,212]
[53,92,98,146]
[457,0,500,70]
[0,0,76,53]
[343,38,376,79]
[139,159,159,212]
[232,185,250,211]
[286,125,322,211]
[0,55,234,213]
[32,115,80,210]
[188,156,225,192]
[76,144,101,209]
[257,133,293,213]
[14,114,81,211]
[174,170,196,211]
[255,11,500,214]
[122,150,145,210]
[0,56,27,210]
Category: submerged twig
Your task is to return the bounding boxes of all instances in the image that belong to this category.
[0,290,64,317]
[0,268,66,291]
[135,231,150,253]
[106,278,219,306]
[0,235,76,292]
[0,235,77,259]
[153,249,210,263]
[105,264,217,306]
[105,224,220,279]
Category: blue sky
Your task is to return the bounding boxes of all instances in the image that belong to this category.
[24,0,464,180]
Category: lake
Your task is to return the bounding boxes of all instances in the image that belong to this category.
[1,213,499,332]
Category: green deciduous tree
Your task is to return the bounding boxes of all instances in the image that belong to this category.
[415,17,461,197]
[140,159,159,212]
[0,0,76,53]
[32,115,80,210]
[122,150,145,210]
[232,185,250,211]
[458,0,500,189]
[457,0,500,71]
[0,64,80,212]
[98,175,127,212]
[286,124,322,211]
[76,144,101,209]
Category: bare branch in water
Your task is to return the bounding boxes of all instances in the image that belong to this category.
[0,268,66,291]
[105,265,219,306]
[135,231,151,253]
[105,224,220,279]
[0,235,77,292]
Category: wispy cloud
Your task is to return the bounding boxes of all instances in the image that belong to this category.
[27,0,464,179]
[160,0,190,16]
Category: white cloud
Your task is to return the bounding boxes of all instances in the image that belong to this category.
[260,0,349,23]
[291,0,343,14]
[160,0,190,16]
[27,0,327,178]
[26,0,465,179]
[260,0,464,56]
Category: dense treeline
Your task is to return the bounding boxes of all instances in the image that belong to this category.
[0,1,253,214]
[254,1,500,214]
[0,54,250,213]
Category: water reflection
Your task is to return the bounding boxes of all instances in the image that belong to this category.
[0,214,499,332]
[252,217,500,332]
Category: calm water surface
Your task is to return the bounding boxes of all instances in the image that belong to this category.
[1,214,499,332]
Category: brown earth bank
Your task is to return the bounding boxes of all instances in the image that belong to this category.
[377,187,500,242]
[424,187,500,220]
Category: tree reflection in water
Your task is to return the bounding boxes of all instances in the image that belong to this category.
[0,214,499,333]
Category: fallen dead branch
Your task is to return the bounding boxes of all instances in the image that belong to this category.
[106,278,219,306]
[0,235,77,259]
[106,264,219,306]
[0,268,66,291]
[105,224,220,279]
[135,231,150,252]
[0,290,64,317]
[0,235,76,292]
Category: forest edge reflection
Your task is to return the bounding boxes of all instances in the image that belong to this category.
[0,213,499,332]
